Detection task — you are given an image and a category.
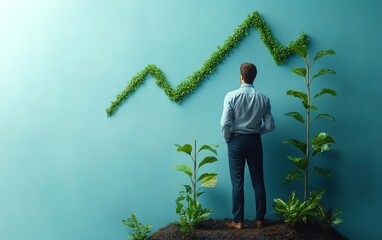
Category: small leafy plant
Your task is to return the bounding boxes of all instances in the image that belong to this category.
[274,189,343,229]
[273,189,325,227]
[316,205,344,230]
[121,213,152,240]
[174,140,218,233]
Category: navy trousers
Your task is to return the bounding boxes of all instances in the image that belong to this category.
[228,133,266,222]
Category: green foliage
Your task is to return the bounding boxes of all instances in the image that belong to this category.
[175,187,213,233]
[283,45,337,200]
[274,190,344,229]
[276,45,343,230]
[121,213,152,240]
[273,189,325,227]
[174,140,218,233]
[316,205,344,230]
[106,11,309,117]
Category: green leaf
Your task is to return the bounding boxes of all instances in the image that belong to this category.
[198,144,218,155]
[292,45,308,58]
[312,132,335,155]
[283,170,303,184]
[176,200,184,213]
[285,112,305,123]
[122,213,138,228]
[309,189,325,201]
[273,198,287,207]
[312,144,332,156]
[309,105,318,111]
[303,198,319,211]
[173,165,192,177]
[199,210,213,220]
[292,67,307,77]
[283,139,307,154]
[199,173,218,188]
[287,191,298,203]
[273,198,288,212]
[331,209,345,225]
[314,49,336,61]
[176,144,192,155]
[198,156,218,169]
[332,218,343,225]
[314,113,335,121]
[312,68,336,80]
[287,90,308,107]
[197,173,216,182]
[312,132,335,148]
[314,88,337,99]
[288,156,308,170]
[313,167,332,177]
[183,185,192,193]
[197,191,205,197]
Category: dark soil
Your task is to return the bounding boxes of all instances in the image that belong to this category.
[149,219,347,240]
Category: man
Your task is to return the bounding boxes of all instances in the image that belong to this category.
[220,62,275,230]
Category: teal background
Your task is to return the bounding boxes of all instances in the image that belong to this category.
[0,0,381,239]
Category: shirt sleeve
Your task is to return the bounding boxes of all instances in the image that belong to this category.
[220,94,233,143]
[261,98,275,134]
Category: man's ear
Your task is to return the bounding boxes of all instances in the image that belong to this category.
[240,75,245,83]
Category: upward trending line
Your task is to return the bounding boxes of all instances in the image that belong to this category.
[106,11,309,117]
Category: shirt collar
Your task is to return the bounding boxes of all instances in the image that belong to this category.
[240,83,254,88]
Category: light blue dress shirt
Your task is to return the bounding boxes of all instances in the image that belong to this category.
[220,84,275,143]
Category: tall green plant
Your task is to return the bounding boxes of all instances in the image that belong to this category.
[274,45,343,229]
[173,140,218,232]
[283,45,337,201]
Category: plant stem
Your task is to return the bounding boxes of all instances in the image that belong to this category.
[304,56,311,201]
[193,139,197,203]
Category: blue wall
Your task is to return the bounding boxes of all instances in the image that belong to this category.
[1,0,381,239]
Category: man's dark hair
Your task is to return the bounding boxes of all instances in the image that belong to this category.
[240,62,257,84]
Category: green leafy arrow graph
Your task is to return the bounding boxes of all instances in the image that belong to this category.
[106,11,309,117]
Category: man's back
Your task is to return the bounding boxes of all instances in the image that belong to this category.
[226,84,271,134]
[221,84,274,143]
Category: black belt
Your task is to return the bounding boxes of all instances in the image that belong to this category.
[232,133,260,136]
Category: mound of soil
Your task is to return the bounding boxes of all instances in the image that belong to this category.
[149,219,347,240]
